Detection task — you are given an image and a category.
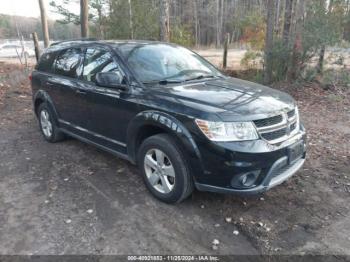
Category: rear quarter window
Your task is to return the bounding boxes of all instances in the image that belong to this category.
[36,52,57,73]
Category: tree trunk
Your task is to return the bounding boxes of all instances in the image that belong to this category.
[216,0,221,47]
[223,33,229,69]
[32,32,41,62]
[38,0,50,48]
[96,4,104,39]
[289,0,305,80]
[344,0,350,40]
[193,0,199,47]
[317,0,333,73]
[20,35,28,68]
[317,47,326,73]
[220,0,224,44]
[263,0,275,84]
[128,0,134,39]
[80,0,89,38]
[275,0,281,35]
[282,0,293,49]
[159,0,170,42]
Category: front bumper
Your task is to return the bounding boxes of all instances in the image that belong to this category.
[195,156,305,195]
[192,126,307,195]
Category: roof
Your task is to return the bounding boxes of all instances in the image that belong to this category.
[46,39,167,53]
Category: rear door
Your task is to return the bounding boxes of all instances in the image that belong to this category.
[47,48,89,130]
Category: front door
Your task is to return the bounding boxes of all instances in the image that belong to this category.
[80,47,138,153]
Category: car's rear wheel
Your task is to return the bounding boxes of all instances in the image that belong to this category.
[38,103,65,143]
[138,134,194,204]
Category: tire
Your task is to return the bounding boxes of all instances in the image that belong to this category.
[138,134,194,204]
[37,103,65,143]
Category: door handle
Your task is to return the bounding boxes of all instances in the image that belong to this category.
[46,81,54,87]
[76,89,87,95]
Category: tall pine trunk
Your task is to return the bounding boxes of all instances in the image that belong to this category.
[193,0,199,47]
[96,4,104,39]
[220,0,224,45]
[216,0,220,47]
[38,0,50,48]
[317,0,333,73]
[289,0,305,80]
[159,0,170,42]
[80,0,89,38]
[275,0,281,35]
[128,0,134,39]
[283,0,293,49]
[344,0,350,40]
[264,0,275,84]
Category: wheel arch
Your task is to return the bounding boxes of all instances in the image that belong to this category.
[33,90,59,125]
[126,111,202,166]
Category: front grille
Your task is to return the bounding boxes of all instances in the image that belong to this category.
[253,115,283,128]
[253,108,299,144]
[287,109,295,118]
[290,122,296,131]
[261,128,287,141]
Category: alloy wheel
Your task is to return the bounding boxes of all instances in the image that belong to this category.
[40,109,53,138]
[144,148,175,194]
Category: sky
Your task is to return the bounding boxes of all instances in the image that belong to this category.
[0,0,79,19]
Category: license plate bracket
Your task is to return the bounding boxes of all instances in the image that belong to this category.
[288,141,304,165]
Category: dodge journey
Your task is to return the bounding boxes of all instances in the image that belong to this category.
[31,40,306,203]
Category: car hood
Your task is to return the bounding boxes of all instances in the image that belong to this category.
[150,77,296,121]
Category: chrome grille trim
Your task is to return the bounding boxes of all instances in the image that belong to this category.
[287,109,296,118]
[253,108,299,144]
[253,115,283,128]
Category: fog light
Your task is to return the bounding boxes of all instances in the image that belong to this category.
[236,170,260,187]
[231,170,261,188]
[241,175,248,185]
[240,172,259,187]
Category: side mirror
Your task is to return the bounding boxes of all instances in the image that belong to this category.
[95,72,126,89]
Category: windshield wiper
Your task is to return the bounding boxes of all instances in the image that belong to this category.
[143,79,183,85]
[184,74,216,82]
[143,74,220,85]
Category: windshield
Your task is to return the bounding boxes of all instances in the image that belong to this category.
[118,44,222,83]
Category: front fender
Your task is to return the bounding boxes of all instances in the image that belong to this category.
[126,111,204,173]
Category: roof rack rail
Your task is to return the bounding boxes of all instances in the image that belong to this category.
[50,38,99,46]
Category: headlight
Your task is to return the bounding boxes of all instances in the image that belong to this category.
[195,119,259,142]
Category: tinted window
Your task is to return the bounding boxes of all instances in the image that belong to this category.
[83,48,123,83]
[37,52,57,73]
[54,48,83,78]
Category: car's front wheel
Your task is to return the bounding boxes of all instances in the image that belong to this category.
[138,134,194,204]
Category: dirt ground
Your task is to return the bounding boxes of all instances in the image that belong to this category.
[0,61,349,256]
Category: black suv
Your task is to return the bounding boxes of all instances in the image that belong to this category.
[31,40,306,203]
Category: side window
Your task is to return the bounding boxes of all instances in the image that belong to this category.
[54,48,83,78]
[82,48,124,83]
[37,52,57,73]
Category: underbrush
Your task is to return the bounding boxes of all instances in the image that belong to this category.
[223,68,264,83]
[224,66,350,91]
[302,67,350,89]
